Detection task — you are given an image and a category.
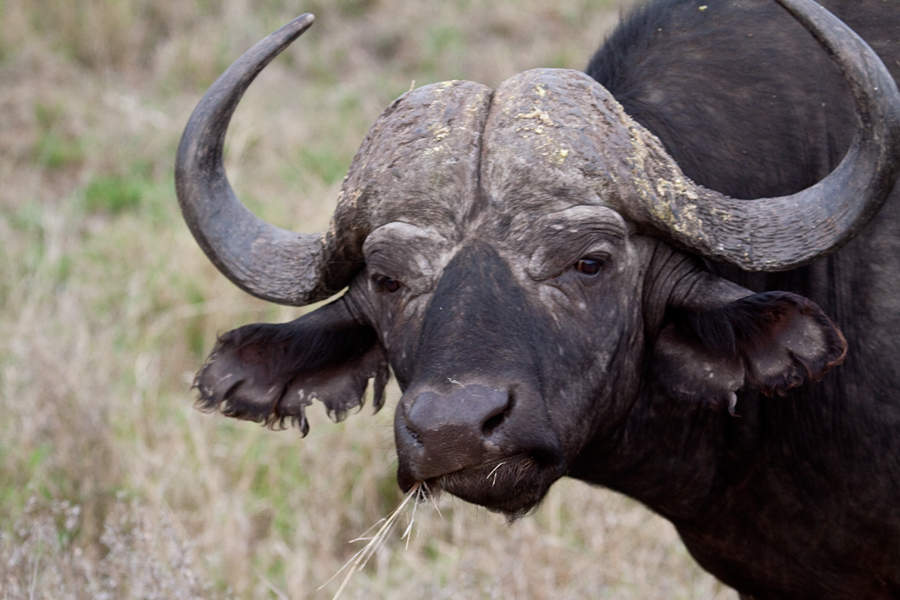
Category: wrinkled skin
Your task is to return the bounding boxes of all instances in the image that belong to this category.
[187,0,900,598]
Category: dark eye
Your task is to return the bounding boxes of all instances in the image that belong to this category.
[574,257,605,276]
[374,275,402,293]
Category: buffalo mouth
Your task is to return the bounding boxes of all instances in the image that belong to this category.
[398,452,566,518]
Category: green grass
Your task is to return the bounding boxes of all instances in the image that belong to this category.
[0,0,734,598]
[33,132,84,169]
[83,174,144,214]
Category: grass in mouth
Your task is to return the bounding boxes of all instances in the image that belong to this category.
[324,482,426,600]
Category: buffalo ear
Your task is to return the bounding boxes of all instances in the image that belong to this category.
[652,291,847,409]
[194,297,389,436]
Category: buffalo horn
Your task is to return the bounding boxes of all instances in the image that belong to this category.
[175,14,352,305]
[626,0,900,271]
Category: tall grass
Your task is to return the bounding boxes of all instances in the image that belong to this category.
[0,0,733,598]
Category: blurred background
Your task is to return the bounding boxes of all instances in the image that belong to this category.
[0,0,733,597]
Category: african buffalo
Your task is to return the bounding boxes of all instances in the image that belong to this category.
[175,0,900,598]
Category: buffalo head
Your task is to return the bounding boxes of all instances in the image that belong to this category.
[176,0,900,516]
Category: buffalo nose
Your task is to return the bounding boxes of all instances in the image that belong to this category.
[402,384,511,479]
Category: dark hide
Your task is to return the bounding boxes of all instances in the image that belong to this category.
[587,0,859,200]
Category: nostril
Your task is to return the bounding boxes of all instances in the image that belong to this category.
[406,423,421,445]
[482,413,505,437]
[481,389,513,437]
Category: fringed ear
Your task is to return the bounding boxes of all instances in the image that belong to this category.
[194,297,390,436]
[652,290,847,412]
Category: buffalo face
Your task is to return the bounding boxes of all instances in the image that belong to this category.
[358,209,648,515]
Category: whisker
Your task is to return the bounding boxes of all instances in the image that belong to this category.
[422,481,443,518]
[487,461,507,486]
[402,490,420,550]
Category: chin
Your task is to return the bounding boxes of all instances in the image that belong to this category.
[401,454,566,519]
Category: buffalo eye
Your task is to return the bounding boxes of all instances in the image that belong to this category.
[574,257,606,276]
[374,275,402,293]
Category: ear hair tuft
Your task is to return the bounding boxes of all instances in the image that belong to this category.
[192,298,390,435]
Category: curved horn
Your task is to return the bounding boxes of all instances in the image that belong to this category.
[627,0,900,271]
[176,14,349,305]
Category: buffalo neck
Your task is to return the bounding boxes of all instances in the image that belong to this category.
[567,374,860,525]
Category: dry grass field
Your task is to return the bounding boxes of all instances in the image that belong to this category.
[0,0,735,598]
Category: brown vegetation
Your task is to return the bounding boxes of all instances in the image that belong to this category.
[0,0,733,597]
